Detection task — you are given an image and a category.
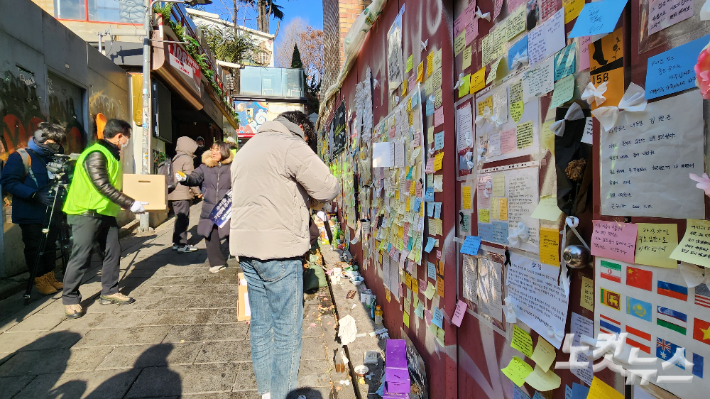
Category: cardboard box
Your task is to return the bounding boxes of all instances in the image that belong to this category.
[237,272,251,322]
[122,174,167,211]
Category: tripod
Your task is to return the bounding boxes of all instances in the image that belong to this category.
[23,179,72,304]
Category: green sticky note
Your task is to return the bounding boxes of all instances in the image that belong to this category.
[511,325,534,357]
[406,55,414,73]
[501,356,534,387]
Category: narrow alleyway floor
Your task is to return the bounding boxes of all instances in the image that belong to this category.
[0,203,356,399]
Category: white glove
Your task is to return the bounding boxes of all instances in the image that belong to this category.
[130,201,149,214]
[175,172,186,182]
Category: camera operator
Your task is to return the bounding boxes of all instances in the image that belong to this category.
[0,123,67,295]
[61,119,148,319]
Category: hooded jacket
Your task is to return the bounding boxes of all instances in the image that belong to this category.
[180,150,233,239]
[168,136,201,201]
[230,117,340,260]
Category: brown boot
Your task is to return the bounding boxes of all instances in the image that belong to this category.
[46,271,63,290]
[34,274,58,295]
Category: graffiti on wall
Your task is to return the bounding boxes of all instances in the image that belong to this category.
[0,70,45,161]
[234,100,303,134]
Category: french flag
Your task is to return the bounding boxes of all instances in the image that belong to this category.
[657,280,688,301]
[600,314,621,335]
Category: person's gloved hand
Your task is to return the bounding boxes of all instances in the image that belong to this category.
[130,201,149,214]
[32,190,53,206]
[175,172,186,182]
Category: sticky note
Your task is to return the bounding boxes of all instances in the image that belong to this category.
[434,132,444,150]
[461,236,482,256]
[434,152,444,171]
[411,277,419,295]
[459,73,471,98]
[424,282,436,299]
[591,221,638,264]
[470,68,486,94]
[497,198,508,220]
[554,43,577,81]
[563,0,584,23]
[454,29,466,56]
[479,208,490,224]
[501,356,534,387]
[462,46,472,70]
[486,58,504,84]
[428,262,436,280]
[524,365,561,391]
[634,223,678,268]
[417,62,424,83]
[539,227,559,266]
[587,377,622,399]
[646,34,710,100]
[671,219,710,267]
[414,301,424,318]
[427,51,434,77]
[436,324,445,344]
[571,383,590,399]
[386,289,391,302]
[531,196,563,221]
[425,237,436,253]
[516,121,533,149]
[569,0,629,38]
[434,107,444,127]
[462,186,472,210]
[452,300,467,327]
[511,325,533,357]
[432,306,444,328]
[508,6,526,41]
[492,174,506,197]
[648,0,694,35]
[581,276,594,312]
[403,311,410,327]
[436,275,445,297]
[550,74,575,108]
[530,336,556,372]
[406,55,413,73]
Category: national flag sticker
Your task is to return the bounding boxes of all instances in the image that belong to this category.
[694,317,710,346]
[600,288,621,311]
[657,280,688,301]
[656,306,687,335]
[694,353,704,379]
[656,337,686,369]
[626,297,652,322]
[626,266,652,291]
[599,314,621,335]
[600,260,621,283]
[696,283,710,309]
[625,325,651,354]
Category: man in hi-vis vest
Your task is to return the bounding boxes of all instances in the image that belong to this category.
[62,119,147,319]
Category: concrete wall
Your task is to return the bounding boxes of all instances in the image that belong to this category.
[0,0,132,277]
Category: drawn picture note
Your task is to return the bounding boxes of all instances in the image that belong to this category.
[648,0,693,35]
[527,8,565,66]
[569,0,629,38]
[646,34,710,100]
[600,90,705,219]
[634,223,678,268]
[591,221,638,264]
[670,219,710,268]
[554,43,576,81]
[522,57,554,102]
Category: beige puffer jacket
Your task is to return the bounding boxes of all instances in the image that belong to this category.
[168,136,200,201]
[230,118,340,260]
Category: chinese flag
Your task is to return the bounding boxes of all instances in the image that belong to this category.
[694,318,710,346]
[627,266,652,291]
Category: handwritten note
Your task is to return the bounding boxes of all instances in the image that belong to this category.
[432,306,444,328]
[452,300,467,327]
[462,186,472,210]
[462,46,472,70]
[634,223,678,268]
[461,236,482,255]
[563,0,585,23]
[434,132,445,150]
[428,261,436,280]
[492,174,506,197]
[525,365,561,392]
[522,57,554,102]
[569,0,629,38]
[430,218,443,236]
[497,198,508,220]
[512,325,534,357]
[424,282,436,299]
[671,219,710,268]
[578,36,592,71]
[417,62,424,83]
[591,221,638,264]
[530,336,556,372]
[587,377,623,399]
[581,276,594,312]
[539,227,559,266]
[554,43,576,81]
[501,357,534,387]
[648,0,693,35]
[477,96,493,116]
[434,107,444,127]
[470,68,486,94]
[508,6,527,41]
[434,152,444,171]
[486,58,505,84]
[516,121,533,149]
[531,196,562,221]
[527,8,565,66]
[479,208,490,223]
[406,55,413,73]
[646,34,710,100]
[550,74,575,108]
[501,128,517,153]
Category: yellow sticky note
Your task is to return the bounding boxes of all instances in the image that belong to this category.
[470,68,486,94]
[427,51,434,77]
[462,46,472,70]
[454,29,466,56]
[524,365,561,391]
[539,227,559,266]
[386,289,391,302]
[424,282,436,299]
[486,58,504,84]
[581,276,594,312]
[563,0,585,23]
[412,278,419,294]
[479,208,490,223]
[428,126,435,143]
[403,311,410,327]
[507,6,526,41]
[531,196,563,221]
[406,54,413,73]
[541,120,555,151]
[430,218,443,235]
[434,152,444,171]
[410,181,416,196]
[588,377,623,399]
[436,275,445,298]
[459,74,471,98]
[402,80,408,96]
[516,121,533,149]
[491,198,500,220]
[435,87,442,108]
[510,101,524,123]
[497,198,508,220]
[670,219,710,267]
[417,62,424,83]
[462,186,472,210]
[635,223,679,268]
[478,97,493,116]
[530,336,556,372]
[501,356,533,387]
[511,325,533,357]
[492,174,505,197]
[436,325,445,344]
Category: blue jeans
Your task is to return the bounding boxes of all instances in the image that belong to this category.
[240,257,303,399]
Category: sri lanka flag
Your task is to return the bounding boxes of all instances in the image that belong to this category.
[656,306,687,335]
[657,280,688,301]
[600,260,621,283]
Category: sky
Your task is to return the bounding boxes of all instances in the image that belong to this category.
[202,0,323,36]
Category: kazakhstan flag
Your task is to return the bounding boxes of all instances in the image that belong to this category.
[627,296,652,322]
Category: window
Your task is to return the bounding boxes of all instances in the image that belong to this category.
[55,0,142,23]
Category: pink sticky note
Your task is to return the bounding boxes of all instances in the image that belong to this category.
[591,220,638,264]
[408,74,416,90]
[436,250,442,259]
[454,9,471,37]
[424,309,433,325]
[477,175,491,209]
[419,279,427,293]
[578,36,592,72]
[500,128,516,153]
[494,0,504,19]
[466,16,479,45]
[435,107,445,127]
[389,126,396,138]
[508,0,526,12]
[416,182,423,197]
[425,158,435,173]
[452,300,468,327]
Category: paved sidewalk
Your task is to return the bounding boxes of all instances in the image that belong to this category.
[0,203,355,399]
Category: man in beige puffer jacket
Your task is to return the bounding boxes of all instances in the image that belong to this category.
[230,111,339,399]
[168,136,201,252]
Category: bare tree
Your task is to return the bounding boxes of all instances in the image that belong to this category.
[239,0,284,33]
[297,26,324,89]
[274,17,307,68]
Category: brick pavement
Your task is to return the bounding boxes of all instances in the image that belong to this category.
[0,203,356,399]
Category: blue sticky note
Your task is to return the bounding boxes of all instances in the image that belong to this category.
[407,237,414,251]
[428,262,437,279]
[425,187,435,202]
[434,132,444,150]
[532,392,545,399]
[426,96,435,116]
[432,307,444,328]
[478,223,493,242]
[425,237,436,253]
[427,202,435,217]
[646,34,710,100]
[492,221,509,245]
[434,202,442,219]
[571,383,589,399]
[569,0,628,38]
[413,197,422,213]
[565,385,572,399]
[460,236,482,255]
[411,93,420,108]
[554,43,576,81]
[513,386,530,399]
[508,35,528,70]
[406,167,413,180]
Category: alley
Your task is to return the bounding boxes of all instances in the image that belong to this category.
[0,204,354,399]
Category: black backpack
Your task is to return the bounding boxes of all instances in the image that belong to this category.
[158,154,188,193]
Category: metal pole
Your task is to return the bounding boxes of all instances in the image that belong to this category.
[140,0,152,232]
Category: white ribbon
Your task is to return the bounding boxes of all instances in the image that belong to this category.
[581,81,608,107]
[591,83,647,131]
[550,102,585,137]
[503,296,517,323]
[421,39,429,51]
[510,50,529,69]
[508,222,530,247]
[475,106,503,130]
[477,146,486,164]
[475,6,491,21]
[482,180,492,198]
[454,73,465,90]
[689,173,710,197]
[679,262,710,287]
[702,0,710,20]
[547,326,565,343]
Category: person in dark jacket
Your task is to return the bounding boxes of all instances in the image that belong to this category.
[176,141,233,273]
[0,122,67,295]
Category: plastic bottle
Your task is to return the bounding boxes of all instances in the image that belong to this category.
[374,305,383,326]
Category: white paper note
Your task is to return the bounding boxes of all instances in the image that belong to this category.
[522,57,555,103]
[527,8,566,66]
